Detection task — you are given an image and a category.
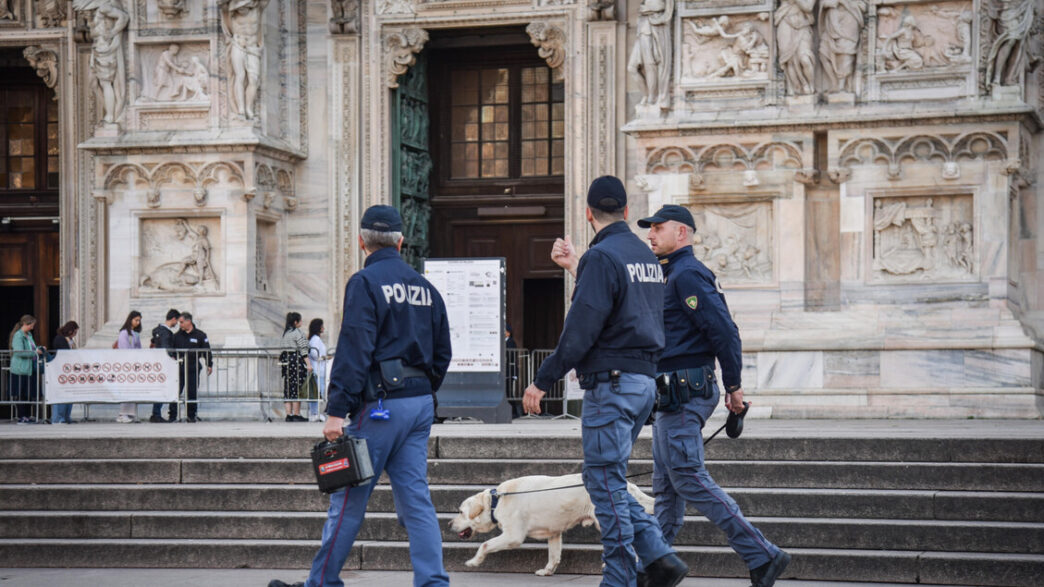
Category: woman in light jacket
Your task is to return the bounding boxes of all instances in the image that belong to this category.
[116,311,143,423]
[280,312,311,422]
[9,315,45,424]
[306,318,329,422]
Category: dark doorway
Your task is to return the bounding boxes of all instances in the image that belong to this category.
[427,28,565,349]
[0,48,61,345]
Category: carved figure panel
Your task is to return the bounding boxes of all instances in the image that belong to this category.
[775,0,816,95]
[875,3,973,72]
[689,201,774,285]
[628,0,674,109]
[329,0,359,34]
[986,0,1036,88]
[0,0,18,22]
[870,194,974,282]
[158,0,186,18]
[681,13,771,83]
[818,0,868,93]
[139,43,211,103]
[140,217,222,293]
[36,0,67,27]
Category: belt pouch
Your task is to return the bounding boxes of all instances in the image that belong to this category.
[685,367,712,400]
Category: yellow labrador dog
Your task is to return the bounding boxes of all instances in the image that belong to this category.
[449,473,655,576]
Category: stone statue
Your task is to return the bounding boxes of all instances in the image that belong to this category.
[219,0,269,120]
[686,17,769,79]
[986,0,1036,88]
[36,0,67,27]
[157,0,186,18]
[176,223,216,285]
[818,0,867,93]
[877,15,931,72]
[74,0,129,126]
[774,0,816,95]
[930,6,973,65]
[0,1,14,20]
[587,0,614,21]
[23,47,59,97]
[329,0,359,34]
[628,0,674,110]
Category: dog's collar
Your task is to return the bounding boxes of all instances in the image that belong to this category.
[489,488,500,525]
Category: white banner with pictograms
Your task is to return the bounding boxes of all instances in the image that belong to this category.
[44,349,179,404]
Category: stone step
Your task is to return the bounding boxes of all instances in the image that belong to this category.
[3,458,1041,491]
[4,511,1041,554]
[0,539,1040,586]
[2,485,1041,523]
[2,435,1040,463]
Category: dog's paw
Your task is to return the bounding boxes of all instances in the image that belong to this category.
[465,558,482,568]
[535,569,555,577]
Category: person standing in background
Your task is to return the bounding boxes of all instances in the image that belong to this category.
[9,315,45,424]
[150,309,181,423]
[172,312,212,423]
[116,311,143,423]
[307,318,329,422]
[280,312,311,422]
[50,321,79,424]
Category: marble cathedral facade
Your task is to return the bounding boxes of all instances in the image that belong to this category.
[0,0,1041,416]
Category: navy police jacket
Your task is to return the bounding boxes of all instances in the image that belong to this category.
[326,247,452,419]
[657,245,742,391]
[534,221,665,390]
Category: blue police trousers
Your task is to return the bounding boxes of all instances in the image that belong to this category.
[305,394,449,587]
[652,382,779,570]
[581,372,674,587]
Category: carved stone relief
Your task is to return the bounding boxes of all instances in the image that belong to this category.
[140,43,210,103]
[775,0,816,95]
[255,219,276,294]
[157,0,187,18]
[587,0,615,21]
[218,0,268,120]
[837,131,1007,181]
[384,28,428,89]
[646,141,805,190]
[140,217,221,293]
[681,14,771,82]
[74,0,130,126]
[102,160,246,207]
[689,201,774,285]
[329,0,359,34]
[526,22,567,83]
[36,0,67,27]
[377,0,415,14]
[0,0,17,21]
[23,46,59,99]
[986,0,1036,88]
[628,0,674,110]
[871,194,974,282]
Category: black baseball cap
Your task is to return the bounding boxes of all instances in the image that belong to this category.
[637,205,696,230]
[587,176,627,212]
[360,205,403,232]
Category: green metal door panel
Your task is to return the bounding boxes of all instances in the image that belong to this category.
[392,53,431,269]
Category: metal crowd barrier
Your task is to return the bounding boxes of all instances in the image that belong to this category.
[2,346,577,423]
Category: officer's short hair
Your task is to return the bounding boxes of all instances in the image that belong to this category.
[179,312,193,323]
[360,228,403,251]
[590,207,625,224]
[166,309,181,321]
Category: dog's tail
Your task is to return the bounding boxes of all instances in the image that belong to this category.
[627,482,655,515]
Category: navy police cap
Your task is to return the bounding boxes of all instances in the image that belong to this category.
[586,176,627,212]
[360,205,403,232]
[637,204,696,230]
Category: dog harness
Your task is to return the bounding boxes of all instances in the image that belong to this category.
[489,488,500,524]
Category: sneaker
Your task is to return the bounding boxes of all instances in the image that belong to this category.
[267,581,303,587]
[186,416,199,423]
[285,415,294,422]
[53,420,68,425]
[641,553,688,587]
[750,550,791,587]
[293,414,308,422]
[116,414,134,423]
[16,417,29,425]
[149,415,167,423]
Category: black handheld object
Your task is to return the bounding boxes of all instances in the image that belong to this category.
[725,401,750,439]
[311,435,375,493]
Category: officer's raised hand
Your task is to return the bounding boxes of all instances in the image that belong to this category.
[551,235,579,277]
[323,415,345,441]
[522,383,545,415]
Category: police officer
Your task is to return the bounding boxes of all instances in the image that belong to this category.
[172,312,211,423]
[269,205,451,587]
[523,176,688,587]
[638,205,790,587]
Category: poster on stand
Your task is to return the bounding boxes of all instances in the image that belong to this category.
[44,349,179,404]
[424,258,503,373]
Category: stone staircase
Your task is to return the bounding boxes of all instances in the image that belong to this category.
[0,427,1042,585]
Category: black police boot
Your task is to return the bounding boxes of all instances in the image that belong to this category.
[642,553,688,587]
[267,580,303,587]
[749,550,791,587]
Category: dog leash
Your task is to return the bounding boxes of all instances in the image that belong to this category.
[492,420,731,498]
